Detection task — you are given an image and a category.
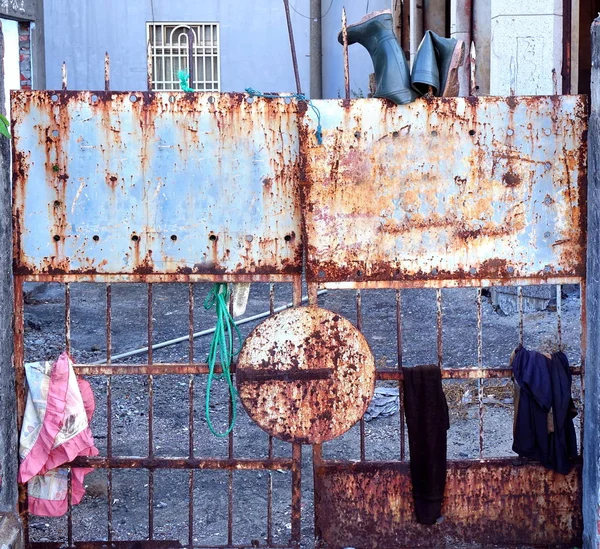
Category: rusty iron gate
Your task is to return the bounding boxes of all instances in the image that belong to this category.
[11,88,587,548]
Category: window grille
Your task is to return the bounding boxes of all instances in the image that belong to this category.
[147,22,220,92]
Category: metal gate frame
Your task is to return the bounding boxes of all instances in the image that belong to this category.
[11,83,587,548]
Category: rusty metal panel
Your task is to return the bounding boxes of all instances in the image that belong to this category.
[12,91,302,276]
[314,459,582,548]
[303,96,587,284]
[236,306,376,444]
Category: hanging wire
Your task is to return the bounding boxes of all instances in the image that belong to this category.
[245,88,322,144]
[203,283,243,437]
[288,0,335,20]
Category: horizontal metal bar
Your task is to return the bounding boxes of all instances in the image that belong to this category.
[237,367,333,383]
[16,273,302,283]
[322,276,583,290]
[75,362,219,375]
[29,544,296,549]
[69,456,294,471]
[376,366,582,380]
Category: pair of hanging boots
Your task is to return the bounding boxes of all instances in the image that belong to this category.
[338,9,465,105]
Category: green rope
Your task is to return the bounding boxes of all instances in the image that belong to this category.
[178,70,194,92]
[245,87,323,145]
[203,283,243,437]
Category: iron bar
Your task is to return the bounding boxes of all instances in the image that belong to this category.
[579,280,586,454]
[375,366,582,380]
[477,289,484,459]
[62,61,67,90]
[291,444,302,544]
[147,41,153,91]
[518,286,524,346]
[16,277,28,547]
[557,284,563,351]
[187,28,195,87]
[396,289,406,461]
[188,283,194,549]
[104,52,110,91]
[282,0,302,94]
[90,290,327,365]
[342,8,350,100]
[436,288,443,368]
[67,468,73,548]
[356,289,365,461]
[147,284,154,540]
[65,282,71,355]
[70,456,294,470]
[106,283,113,542]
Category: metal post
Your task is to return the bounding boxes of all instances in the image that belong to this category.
[310,0,322,99]
[0,19,17,514]
[583,15,600,549]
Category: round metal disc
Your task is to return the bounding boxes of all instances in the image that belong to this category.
[236,306,375,444]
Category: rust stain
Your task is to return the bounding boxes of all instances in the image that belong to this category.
[237,306,376,444]
[314,460,582,548]
[502,170,521,187]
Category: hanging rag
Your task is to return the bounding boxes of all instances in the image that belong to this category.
[511,345,577,474]
[402,365,450,525]
[18,352,99,516]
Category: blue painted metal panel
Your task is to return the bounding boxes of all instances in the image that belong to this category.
[12,91,302,276]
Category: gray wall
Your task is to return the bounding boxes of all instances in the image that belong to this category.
[43,0,389,98]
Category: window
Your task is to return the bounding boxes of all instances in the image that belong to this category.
[147,22,220,91]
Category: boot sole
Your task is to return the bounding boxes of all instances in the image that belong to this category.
[440,40,466,97]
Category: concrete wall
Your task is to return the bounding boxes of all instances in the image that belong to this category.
[43,0,389,98]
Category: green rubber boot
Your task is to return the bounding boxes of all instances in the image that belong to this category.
[338,10,416,105]
[412,30,466,97]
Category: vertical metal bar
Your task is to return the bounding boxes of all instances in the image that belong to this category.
[356,290,366,461]
[106,284,113,542]
[436,288,443,368]
[62,61,68,90]
[147,41,154,91]
[477,289,484,459]
[282,0,302,94]
[67,468,73,547]
[557,284,563,351]
[187,27,195,87]
[396,290,406,461]
[227,290,235,548]
[342,8,350,100]
[104,52,110,91]
[293,276,303,307]
[401,0,411,57]
[518,286,524,346]
[188,282,194,549]
[65,283,71,355]
[14,277,29,547]
[267,282,274,546]
[562,0,572,94]
[147,283,154,539]
[579,280,586,454]
[291,443,302,544]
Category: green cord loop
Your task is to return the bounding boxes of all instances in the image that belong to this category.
[203,283,243,437]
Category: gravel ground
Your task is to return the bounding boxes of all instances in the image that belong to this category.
[21,281,583,548]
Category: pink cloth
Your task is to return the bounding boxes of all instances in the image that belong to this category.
[19,352,99,516]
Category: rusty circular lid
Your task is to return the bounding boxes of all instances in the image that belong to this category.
[236,306,375,444]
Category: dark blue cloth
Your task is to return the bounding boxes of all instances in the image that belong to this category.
[512,346,577,474]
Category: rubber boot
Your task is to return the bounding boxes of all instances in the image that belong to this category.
[412,30,465,97]
[338,10,416,105]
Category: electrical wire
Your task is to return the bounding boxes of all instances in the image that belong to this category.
[288,0,335,20]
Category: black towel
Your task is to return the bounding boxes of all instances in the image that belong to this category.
[403,365,450,525]
[511,346,577,474]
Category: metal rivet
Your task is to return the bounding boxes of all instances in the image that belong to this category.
[170,234,177,242]
[207,96,215,104]
[470,267,477,275]
[543,128,552,136]
[93,235,100,242]
[356,270,363,277]
[318,270,325,278]
[53,200,61,207]
[284,234,292,242]
[506,128,514,136]
[392,131,399,138]
[507,266,514,273]
[468,129,476,136]
[431,268,438,275]
[245,235,254,242]
[430,130,438,137]
[129,94,138,103]
[53,235,61,242]
[209,234,217,242]
[91,94,98,103]
[246,96,254,104]
[51,129,59,137]
[544,162,552,170]
[51,94,59,102]
[284,97,292,104]
[131,234,139,242]
[544,232,551,238]
[168,95,175,103]
[354,131,361,139]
